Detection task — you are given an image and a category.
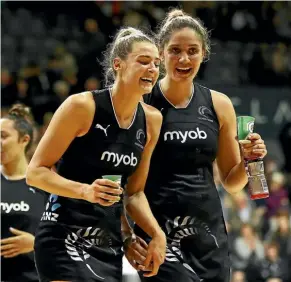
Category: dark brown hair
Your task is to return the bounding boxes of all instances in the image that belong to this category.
[157,8,211,61]
[5,103,34,152]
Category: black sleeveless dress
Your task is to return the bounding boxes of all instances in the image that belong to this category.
[135,82,230,282]
[34,89,147,282]
[1,175,47,282]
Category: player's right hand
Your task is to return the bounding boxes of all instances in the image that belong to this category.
[82,179,123,206]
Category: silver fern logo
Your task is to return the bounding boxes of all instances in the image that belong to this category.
[165,216,219,276]
[65,227,115,279]
[41,194,61,222]
[198,106,213,122]
[135,129,145,149]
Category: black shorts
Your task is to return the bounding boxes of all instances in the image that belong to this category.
[138,259,201,282]
[34,222,123,282]
[135,212,231,282]
[138,259,230,282]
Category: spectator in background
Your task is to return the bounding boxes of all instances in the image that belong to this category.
[232,223,265,270]
[226,191,265,236]
[52,80,70,103]
[231,270,247,282]
[265,158,280,179]
[84,77,101,91]
[38,80,72,118]
[62,69,82,94]
[265,172,289,221]
[0,104,47,282]
[257,242,290,282]
[265,210,291,260]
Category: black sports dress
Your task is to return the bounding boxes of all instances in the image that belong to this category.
[34,89,147,282]
[135,82,230,282]
[1,175,46,282]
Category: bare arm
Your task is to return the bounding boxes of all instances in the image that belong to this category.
[125,105,163,239]
[121,210,134,241]
[26,92,94,199]
[124,104,166,276]
[212,91,248,194]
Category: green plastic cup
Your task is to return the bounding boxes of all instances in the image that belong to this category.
[102,175,121,183]
[102,175,122,203]
[237,116,255,141]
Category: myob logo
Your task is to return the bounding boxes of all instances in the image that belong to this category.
[101,151,137,167]
[0,201,30,213]
[164,127,207,143]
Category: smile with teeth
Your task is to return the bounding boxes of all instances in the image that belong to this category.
[140,77,153,83]
[176,67,192,73]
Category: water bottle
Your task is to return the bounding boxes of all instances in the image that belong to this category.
[237,116,269,200]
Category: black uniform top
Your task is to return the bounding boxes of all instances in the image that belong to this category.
[40,89,147,240]
[135,82,230,280]
[1,174,47,282]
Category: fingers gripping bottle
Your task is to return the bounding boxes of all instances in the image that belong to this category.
[237,116,269,200]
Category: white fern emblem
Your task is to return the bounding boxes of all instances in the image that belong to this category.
[165,216,219,276]
[65,227,114,279]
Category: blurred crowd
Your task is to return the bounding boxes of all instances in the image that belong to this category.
[215,159,291,282]
[2,1,291,125]
[1,1,291,282]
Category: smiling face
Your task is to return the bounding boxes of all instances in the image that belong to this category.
[114,41,160,94]
[161,27,204,82]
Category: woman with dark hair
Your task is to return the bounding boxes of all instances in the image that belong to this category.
[1,104,47,282]
[126,9,267,282]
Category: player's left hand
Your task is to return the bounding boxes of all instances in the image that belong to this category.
[124,234,150,270]
[239,133,267,160]
[0,227,34,258]
[142,231,166,277]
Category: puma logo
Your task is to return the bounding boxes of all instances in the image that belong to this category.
[95,124,110,136]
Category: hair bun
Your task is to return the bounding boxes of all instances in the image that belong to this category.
[8,103,33,122]
[167,9,186,21]
[115,27,142,41]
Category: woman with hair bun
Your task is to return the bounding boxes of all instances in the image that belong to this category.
[27,27,166,281]
[127,8,267,282]
[1,104,47,282]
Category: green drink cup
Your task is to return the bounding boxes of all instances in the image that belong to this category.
[237,116,269,200]
[237,116,255,141]
[102,175,122,184]
[102,175,122,203]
